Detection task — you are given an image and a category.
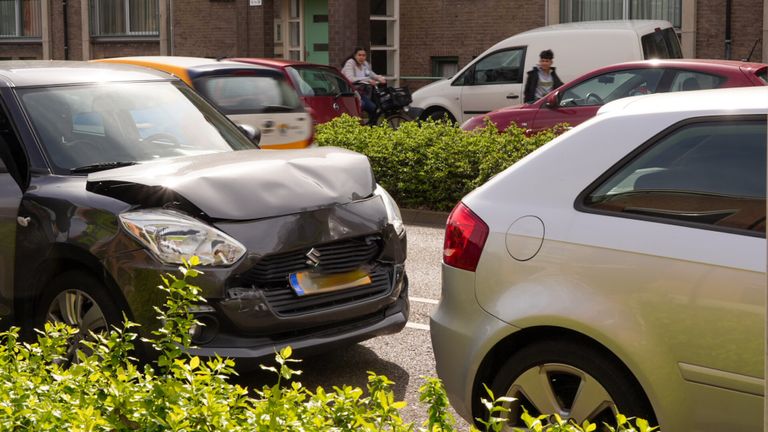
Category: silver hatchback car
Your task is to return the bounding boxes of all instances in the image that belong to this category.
[431,87,766,431]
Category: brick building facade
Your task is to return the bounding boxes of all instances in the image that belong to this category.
[0,0,765,89]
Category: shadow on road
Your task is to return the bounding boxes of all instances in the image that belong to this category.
[231,342,410,402]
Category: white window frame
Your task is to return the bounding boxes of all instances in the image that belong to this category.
[369,0,399,83]
[0,0,41,38]
[286,0,303,60]
[90,0,159,38]
[559,0,681,28]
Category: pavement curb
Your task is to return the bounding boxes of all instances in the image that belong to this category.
[401,208,449,228]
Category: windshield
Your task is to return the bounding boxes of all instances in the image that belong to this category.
[19,81,256,173]
[195,75,303,114]
[286,66,355,96]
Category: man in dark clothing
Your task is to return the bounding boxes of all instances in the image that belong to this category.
[523,49,564,104]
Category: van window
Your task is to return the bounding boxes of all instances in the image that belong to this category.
[641,27,683,59]
[455,48,525,86]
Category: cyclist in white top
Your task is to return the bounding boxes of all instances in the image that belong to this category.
[342,47,386,123]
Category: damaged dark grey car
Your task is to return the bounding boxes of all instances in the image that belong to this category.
[0,61,408,364]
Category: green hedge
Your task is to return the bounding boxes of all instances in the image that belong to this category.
[315,116,562,212]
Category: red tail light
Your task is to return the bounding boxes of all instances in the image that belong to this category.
[443,202,489,272]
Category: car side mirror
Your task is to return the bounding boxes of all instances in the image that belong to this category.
[238,124,261,147]
[544,92,559,108]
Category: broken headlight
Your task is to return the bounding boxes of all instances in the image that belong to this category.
[374,184,404,236]
[120,209,246,266]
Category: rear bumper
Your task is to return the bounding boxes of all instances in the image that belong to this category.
[430,264,516,421]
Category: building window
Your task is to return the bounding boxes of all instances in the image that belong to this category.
[560,0,681,28]
[90,0,159,37]
[370,0,398,78]
[287,0,301,60]
[0,0,41,38]
[431,56,459,78]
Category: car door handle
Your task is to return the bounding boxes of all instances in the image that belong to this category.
[506,94,519,99]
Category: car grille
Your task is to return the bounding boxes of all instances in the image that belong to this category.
[262,269,392,316]
[237,236,392,316]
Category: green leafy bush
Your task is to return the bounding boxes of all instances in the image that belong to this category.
[315,116,561,211]
[0,259,654,431]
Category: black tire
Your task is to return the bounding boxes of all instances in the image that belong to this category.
[422,108,455,124]
[35,271,123,361]
[381,113,411,130]
[487,339,656,431]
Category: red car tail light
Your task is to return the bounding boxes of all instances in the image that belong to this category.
[443,202,489,272]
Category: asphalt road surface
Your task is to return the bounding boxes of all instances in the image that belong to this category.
[235,223,471,430]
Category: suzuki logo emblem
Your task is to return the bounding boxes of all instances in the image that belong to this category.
[305,248,321,267]
[332,102,340,111]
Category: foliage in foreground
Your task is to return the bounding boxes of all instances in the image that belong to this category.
[0,258,654,431]
[315,115,563,211]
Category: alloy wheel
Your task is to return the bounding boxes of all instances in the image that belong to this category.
[46,289,108,361]
[501,362,618,430]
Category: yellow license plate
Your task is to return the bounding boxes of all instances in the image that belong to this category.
[288,269,372,296]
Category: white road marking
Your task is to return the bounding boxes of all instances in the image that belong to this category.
[410,296,439,305]
[406,322,430,331]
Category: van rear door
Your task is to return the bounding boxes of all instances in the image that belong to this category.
[641,27,683,59]
[456,47,526,124]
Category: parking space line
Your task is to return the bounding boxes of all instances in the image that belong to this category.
[406,322,430,331]
[410,296,439,305]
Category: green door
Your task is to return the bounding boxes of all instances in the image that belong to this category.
[303,0,329,65]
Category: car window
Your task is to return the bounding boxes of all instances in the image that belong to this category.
[668,71,725,92]
[583,118,766,235]
[196,75,302,114]
[19,81,255,172]
[560,69,665,107]
[457,48,525,86]
[756,67,768,84]
[286,66,354,96]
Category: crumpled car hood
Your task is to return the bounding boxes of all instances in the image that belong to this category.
[87,147,375,220]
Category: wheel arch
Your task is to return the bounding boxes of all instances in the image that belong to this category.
[15,243,132,328]
[470,325,657,424]
[420,105,458,123]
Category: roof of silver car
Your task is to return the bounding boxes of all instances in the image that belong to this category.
[0,60,176,88]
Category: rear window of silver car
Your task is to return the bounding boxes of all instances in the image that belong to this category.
[584,118,766,235]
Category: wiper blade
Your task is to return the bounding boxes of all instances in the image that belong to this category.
[261,104,297,113]
[70,161,138,174]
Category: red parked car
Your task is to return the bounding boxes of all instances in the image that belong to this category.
[461,59,768,134]
[229,58,361,124]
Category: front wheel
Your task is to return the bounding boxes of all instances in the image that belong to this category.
[422,108,456,124]
[487,339,656,431]
[35,271,122,362]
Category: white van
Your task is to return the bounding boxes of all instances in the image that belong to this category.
[410,20,682,124]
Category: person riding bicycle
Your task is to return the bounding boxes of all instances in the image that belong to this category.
[342,47,386,124]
